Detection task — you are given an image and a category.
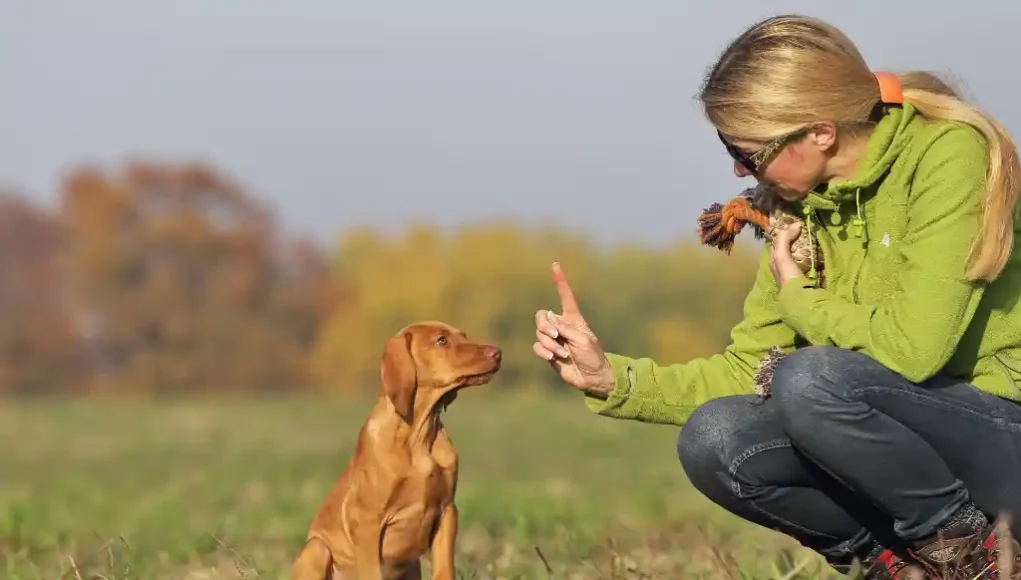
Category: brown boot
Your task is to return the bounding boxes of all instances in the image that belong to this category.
[864,548,932,580]
[910,522,1021,579]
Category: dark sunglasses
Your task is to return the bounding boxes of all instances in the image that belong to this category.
[717,128,806,175]
[718,130,758,173]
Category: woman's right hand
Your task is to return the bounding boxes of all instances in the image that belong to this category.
[533,262,616,398]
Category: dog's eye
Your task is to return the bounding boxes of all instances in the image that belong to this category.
[435,336,448,346]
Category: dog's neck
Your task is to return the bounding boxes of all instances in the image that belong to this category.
[377,389,454,453]
[408,410,442,453]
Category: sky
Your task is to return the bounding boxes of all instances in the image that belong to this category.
[5,1,1020,247]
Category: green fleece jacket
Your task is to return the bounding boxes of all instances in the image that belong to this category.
[587,103,1021,425]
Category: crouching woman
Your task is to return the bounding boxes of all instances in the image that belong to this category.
[532,14,1021,580]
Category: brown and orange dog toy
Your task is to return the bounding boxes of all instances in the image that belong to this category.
[694,184,825,397]
[696,184,823,281]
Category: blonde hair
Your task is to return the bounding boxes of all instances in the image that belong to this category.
[700,14,1020,281]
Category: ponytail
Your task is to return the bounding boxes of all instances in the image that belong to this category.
[899,71,1021,282]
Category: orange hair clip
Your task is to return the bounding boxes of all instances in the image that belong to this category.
[873,71,904,105]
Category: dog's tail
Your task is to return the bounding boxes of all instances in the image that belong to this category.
[291,536,334,580]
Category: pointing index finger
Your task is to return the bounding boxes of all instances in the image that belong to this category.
[551,261,581,316]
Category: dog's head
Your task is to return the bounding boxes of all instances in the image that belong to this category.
[379,321,502,423]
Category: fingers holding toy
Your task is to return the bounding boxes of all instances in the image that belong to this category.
[774,220,802,247]
[769,221,806,288]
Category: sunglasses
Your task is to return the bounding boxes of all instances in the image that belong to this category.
[717,128,806,174]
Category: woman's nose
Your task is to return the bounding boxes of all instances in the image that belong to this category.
[733,161,753,178]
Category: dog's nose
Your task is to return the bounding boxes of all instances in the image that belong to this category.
[483,346,502,361]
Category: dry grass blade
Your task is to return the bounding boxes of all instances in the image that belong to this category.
[708,544,737,580]
[534,545,554,576]
[67,555,84,580]
[994,514,1015,580]
[213,534,262,579]
[775,557,810,580]
[56,538,114,580]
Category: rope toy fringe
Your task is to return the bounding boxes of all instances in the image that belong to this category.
[752,346,785,399]
[696,189,772,253]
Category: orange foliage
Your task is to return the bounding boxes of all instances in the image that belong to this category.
[0,192,80,393]
[0,162,336,394]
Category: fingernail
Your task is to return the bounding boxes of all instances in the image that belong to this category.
[558,348,569,358]
[547,351,556,361]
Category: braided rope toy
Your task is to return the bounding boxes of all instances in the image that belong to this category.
[695,184,825,398]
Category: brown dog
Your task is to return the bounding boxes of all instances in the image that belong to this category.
[291,321,502,580]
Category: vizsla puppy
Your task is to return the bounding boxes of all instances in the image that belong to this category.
[291,321,502,580]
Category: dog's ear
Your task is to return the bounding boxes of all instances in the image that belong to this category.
[380,330,417,423]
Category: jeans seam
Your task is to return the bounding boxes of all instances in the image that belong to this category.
[728,439,843,541]
[847,385,1021,433]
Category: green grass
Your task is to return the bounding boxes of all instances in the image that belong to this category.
[0,388,843,579]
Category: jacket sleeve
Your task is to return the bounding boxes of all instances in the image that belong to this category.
[584,244,797,425]
[776,127,989,383]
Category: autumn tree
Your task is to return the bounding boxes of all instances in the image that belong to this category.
[0,160,760,396]
[311,220,760,392]
[58,162,334,393]
[0,192,81,394]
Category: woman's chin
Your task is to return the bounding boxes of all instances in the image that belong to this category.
[772,186,810,202]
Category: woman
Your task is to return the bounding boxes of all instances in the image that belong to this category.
[532,14,1021,580]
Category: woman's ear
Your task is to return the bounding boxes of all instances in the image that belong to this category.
[807,122,838,151]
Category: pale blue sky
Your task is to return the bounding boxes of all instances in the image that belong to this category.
[5,1,1019,246]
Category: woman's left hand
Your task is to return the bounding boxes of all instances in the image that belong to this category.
[769,221,806,288]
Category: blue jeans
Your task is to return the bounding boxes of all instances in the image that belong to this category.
[677,346,1021,570]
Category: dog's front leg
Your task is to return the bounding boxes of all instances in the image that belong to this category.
[352,523,385,580]
[428,503,458,580]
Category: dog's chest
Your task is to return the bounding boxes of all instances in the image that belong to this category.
[380,452,456,562]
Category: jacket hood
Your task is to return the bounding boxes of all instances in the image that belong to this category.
[802,103,918,213]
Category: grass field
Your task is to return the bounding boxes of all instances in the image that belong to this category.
[0,388,844,580]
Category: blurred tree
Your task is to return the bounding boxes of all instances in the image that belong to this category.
[0,161,760,395]
[58,161,334,393]
[0,192,81,394]
[311,219,759,392]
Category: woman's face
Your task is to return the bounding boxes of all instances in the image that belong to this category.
[722,124,837,200]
